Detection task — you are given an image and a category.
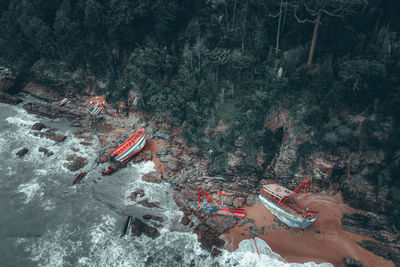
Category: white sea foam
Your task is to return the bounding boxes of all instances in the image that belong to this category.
[18,179,43,204]
[26,225,83,267]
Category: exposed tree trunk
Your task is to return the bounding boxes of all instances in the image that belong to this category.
[275,0,283,55]
[274,0,283,70]
[241,0,248,52]
[232,0,237,31]
[224,0,229,30]
[306,12,321,71]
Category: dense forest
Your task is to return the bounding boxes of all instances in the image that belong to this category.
[1,0,400,226]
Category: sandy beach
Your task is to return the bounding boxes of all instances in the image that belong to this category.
[222,193,394,267]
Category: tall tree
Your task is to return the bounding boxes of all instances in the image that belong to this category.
[291,0,367,70]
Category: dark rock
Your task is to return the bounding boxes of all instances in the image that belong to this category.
[31,130,67,142]
[137,199,160,208]
[142,171,162,184]
[205,216,237,234]
[23,103,58,119]
[31,123,47,131]
[71,147,80,152]
[357,240,400,265]
[195,223,225,251]
[142,214,164,222]
[342,257,364,267]
[22,81,61,101]
[341,176,378,212]
[97,152,111,164]
[128,189,145,200]
[44,132,67,142]
[79,141,93,146]
[211,248,222,257]
[341,212,398,244]
[181,216,191,226]
[0,75,16,93]
[16,148,28,158]
[0,91,22,104]
[133,150,153,163]
[23,102,84,121]
[38,147,54,157]
[130,218,160,238]
[64,154,87,171]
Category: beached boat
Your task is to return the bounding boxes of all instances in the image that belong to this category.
[259,180,317,228]
[58,98,68,106]
[102,128,146,175]
[89,105,104,116]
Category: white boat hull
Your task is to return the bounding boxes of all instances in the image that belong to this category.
[259,195,315,228]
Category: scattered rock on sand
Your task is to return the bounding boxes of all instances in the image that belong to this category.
[142,171,162,183]
[16,148,28,158]
[64,154,87,171]
[131,218,160,238]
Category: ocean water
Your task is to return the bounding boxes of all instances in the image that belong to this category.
[0,100,333,267]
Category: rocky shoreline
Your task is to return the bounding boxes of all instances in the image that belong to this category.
[1,77,400,266]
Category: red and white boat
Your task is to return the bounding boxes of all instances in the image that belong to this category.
[102,128,146,175]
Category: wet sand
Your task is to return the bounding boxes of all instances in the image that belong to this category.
[222,193,394,267]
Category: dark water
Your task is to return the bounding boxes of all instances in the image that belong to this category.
[0,100,331,267]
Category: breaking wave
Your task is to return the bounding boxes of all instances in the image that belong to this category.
[1,102,333,267]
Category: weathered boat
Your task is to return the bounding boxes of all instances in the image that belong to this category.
[102,128,146,175]
[72,172,87,185]
[89,105,104,116]
[259,180,317,228]
[58,98,68,106]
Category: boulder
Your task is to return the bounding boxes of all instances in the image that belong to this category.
[45,132,67,142]
[137,199,160,208]
[23,103,58,119]
[31,122,47,131]
[133,150,153,163]
[211,248,222,257]
[0,91,22,105]
[357,240,400,265]
[130,218,160,238]
[16,148,28,158]
[341,176,379,212]
[22,81,61,101]
[195,223,225,251]
[181,216,191,226]
[142,171,162,183]
[80,141,93,146]
[31,130,67,142]
[205,216,237,234]
[64,154,87,171]
[0,74,16,93]
[142,214,164,222]
[128,189,145,200]
[38,147,54,157]
[342,257,363,267]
